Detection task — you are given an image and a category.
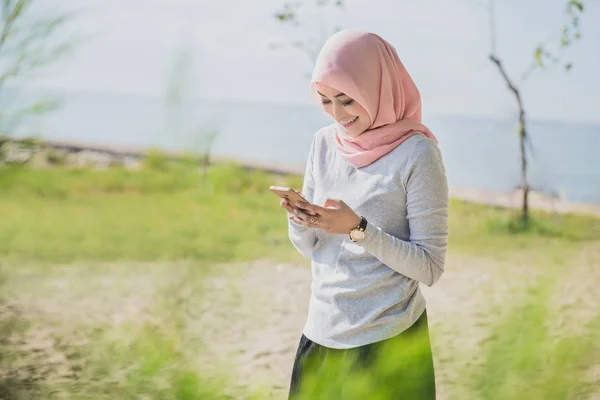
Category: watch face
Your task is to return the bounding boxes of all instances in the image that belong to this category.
[351,229,365,241]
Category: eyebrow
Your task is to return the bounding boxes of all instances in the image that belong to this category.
[317,91,347,98]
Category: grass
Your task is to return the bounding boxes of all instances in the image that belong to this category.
[468,278,600,400]
[0,163,304,265]
[446,199,600,268]
[1,161,599,399]
[1,162,598,266]
[0,260,271,399]
[0,162,305,399]
[291,275,600,400]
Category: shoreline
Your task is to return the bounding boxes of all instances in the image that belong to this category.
[448,186,600,218]
[3,137,600,218]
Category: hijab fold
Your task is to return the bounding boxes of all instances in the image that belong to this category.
[310,30,438,168]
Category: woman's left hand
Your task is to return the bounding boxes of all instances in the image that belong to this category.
[293,198,362,235]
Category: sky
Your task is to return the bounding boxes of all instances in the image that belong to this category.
[31,0,600,124]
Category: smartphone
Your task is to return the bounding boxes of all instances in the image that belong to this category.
[269,186,306,204]
[269,186,315,214]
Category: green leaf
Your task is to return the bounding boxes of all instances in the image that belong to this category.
[275,12,295,22]
[534,47,544,67]
[565,62,573,71]
[569,0,584,12]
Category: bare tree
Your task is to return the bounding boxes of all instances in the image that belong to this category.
[271,0,345,75]
[162,44,220,187]
[488,0,584,224]
[0,0,76,133]
[272,0,585,223]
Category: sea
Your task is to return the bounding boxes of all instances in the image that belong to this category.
[7,89,600,204]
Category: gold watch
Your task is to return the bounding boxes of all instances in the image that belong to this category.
[349,217,368,242]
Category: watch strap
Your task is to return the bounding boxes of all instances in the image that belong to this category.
[358,216,367,231]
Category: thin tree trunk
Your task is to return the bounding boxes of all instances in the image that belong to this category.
[201,153,209,187]
[519,120,529,223]
[490,55,529,223]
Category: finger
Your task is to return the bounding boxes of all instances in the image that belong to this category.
[296,210,323,228]
[293,208,313,222]
[295,201,327,215]
[290,215,310,227]
[293,201,316,216]
[284,204,298,215]
[323,198,343,208]
[281,198,297,214]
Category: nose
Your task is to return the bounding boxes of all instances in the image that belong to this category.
[332,101,345,120]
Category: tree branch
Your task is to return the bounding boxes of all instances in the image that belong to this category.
[489,53,529,221]
[489,55,524,115]
[0,0,77,132]
[273,0,344,73]
[0,0,30,56]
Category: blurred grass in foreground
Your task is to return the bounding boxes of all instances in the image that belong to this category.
[1,160,599,399]
[0,261,269,399]
[292,277,600,400]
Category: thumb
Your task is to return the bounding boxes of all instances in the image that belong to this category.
[324,198,342,208]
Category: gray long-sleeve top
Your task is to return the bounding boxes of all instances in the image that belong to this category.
[288,125,449,349]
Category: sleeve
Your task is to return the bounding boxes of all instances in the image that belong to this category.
[360,138,449,286]
[287,133,319,259]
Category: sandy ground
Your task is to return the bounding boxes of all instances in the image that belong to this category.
[2,246,599,399]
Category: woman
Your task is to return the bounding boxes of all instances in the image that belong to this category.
[280,30,449,399]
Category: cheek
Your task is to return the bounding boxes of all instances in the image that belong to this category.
[347,105,370,126]
[321,104,334,117]
[361,114,372,128]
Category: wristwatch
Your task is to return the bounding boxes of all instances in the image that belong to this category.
[349,216,368,242]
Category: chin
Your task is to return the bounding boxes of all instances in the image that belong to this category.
[334,118,367,137]
[342,127,365,138]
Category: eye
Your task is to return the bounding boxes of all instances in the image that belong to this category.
[321,99,332,105]
[342,100,354,107]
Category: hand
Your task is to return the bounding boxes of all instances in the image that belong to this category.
[280,195,315,226]
[293,198,362,235]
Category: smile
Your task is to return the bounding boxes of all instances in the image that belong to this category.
[338,116,358,127]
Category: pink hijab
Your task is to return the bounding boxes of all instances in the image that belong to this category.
[310,30,438,168]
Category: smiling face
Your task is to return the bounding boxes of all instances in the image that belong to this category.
[315,82,372,137]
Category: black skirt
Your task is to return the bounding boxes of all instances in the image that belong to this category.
[288,310,436,399]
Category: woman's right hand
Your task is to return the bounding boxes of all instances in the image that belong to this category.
[281,196,313,225]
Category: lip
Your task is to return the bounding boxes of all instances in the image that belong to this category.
[339,116,358,128]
